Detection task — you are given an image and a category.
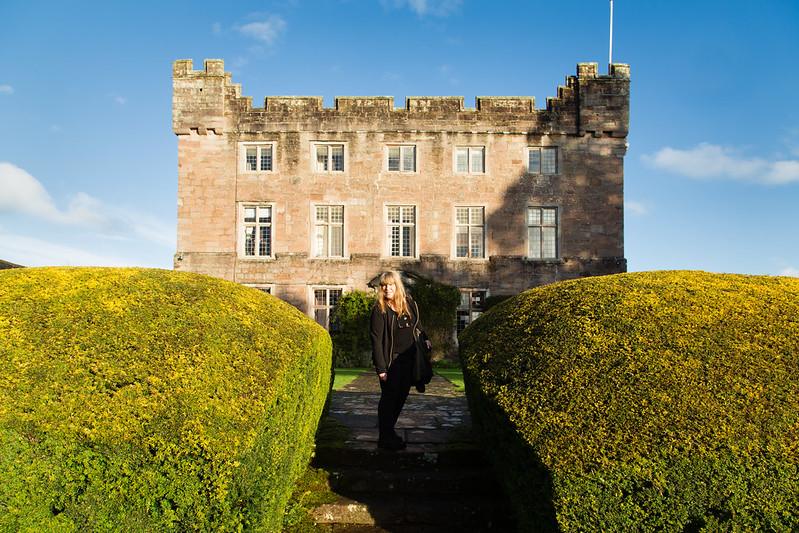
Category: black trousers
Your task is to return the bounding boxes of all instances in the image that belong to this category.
[377,347,414,439]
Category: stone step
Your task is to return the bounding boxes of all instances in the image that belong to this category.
[327,465,503,495]
[323,524,502,532]
[322,525,450,533]
[311,493,515,530]
[313,444,489,470]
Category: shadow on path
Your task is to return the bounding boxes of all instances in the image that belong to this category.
[310,371,518,532]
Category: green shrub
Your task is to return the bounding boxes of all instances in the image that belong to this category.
[0,267,332,532]
[483,294,513,311]
[330,290,375,367]
[459,271,799,532]
[404,272,460,360]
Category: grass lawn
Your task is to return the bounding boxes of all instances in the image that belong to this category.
[333,367,465,391]
[332,367,371,390]
[434,368,464,390]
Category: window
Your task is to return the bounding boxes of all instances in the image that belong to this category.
[387,145,416,172]
[455,207,485,258]
[457,290,486,333]
[455,146,485,174]
[313,288,343,331]
[314,143,345,172]
[242,143,275,172]
[245,284,274,295]
[527,207,558,259]
[386,205,416,257]
[314,205,344,258]
[528,147,558,174]
[242,205,273,258]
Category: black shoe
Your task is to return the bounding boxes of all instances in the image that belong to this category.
[391,432,407,449]
[378,431,406,450]
[415,384,425,393]
[377,437,405,451]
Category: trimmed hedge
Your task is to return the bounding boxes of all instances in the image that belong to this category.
[0,267,332,532]
[459,271,799,531]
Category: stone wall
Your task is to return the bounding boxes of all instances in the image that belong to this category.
[173,59,630,314]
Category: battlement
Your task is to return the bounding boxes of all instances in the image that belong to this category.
[576,62,631,80]
[336,96,394,113]
[173,59,630,136]
[476,97,535,113]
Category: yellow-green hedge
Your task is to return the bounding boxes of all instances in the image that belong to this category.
[0,267,332,532]
[459,271,799,532]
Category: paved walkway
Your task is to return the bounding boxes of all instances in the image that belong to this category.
[311,370,517,531]
[327,371,476,451]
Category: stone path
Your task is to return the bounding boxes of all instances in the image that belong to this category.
[328,372,471,451]
[310,371,517,532]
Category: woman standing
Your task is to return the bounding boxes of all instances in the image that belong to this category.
[370,271,432,451]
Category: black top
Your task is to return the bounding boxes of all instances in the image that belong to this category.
[388,306,415,355]
[370,295,425,374]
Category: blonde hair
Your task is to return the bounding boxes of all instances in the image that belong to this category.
[377,270,410,316]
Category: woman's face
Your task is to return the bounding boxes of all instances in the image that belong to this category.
[382,283,396,301]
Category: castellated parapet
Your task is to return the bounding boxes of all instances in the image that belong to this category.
[173,59,629,136]
[173,58,630,328]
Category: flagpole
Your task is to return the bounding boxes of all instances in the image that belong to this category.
[609,0,614,71]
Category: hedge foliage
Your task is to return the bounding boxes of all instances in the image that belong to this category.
[330,290,375,367]
[0,267,332,532]
[403,273,461,359]
[459,271,799,532]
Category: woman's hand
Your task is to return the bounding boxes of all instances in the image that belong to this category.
[425,340,432,350]
[378,372,388,382]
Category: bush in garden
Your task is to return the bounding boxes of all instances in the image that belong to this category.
[0,267,331,532]
[404,272,461,360]
[330,290,375,367]
[460,271,799,532]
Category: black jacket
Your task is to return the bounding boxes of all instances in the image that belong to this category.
[370,296,433,385]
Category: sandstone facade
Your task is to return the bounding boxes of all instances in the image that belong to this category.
[173,59,630,326]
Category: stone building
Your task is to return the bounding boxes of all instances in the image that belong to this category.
[172,59,630,331]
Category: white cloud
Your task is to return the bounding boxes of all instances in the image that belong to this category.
[237,15,287,44]
[211,22,222,34]
[0,232,136,267]
[381,0,462,16]
[0,162,55,213]
[643,143,799,185]
[625,201,648,216]
[114,96,127,105]
[0,85,13,95]
[0,162,174,247]
[780,267,799,277]
[768,160,799,184]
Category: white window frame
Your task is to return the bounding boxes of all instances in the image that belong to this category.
[385,144,417,173]
[526,206,559,260]
[453,206,487,259]
[527,146,559,175]
[384,204,419,259]
[311,203,346,259]
[308,286,346,331]
[453,146,486,175]
[238,203,276,260]
[456,288,488,334]
[239,142,277,174]
[311,142,346,173]
[244,283,276,295]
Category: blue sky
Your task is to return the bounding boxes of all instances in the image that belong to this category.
[1,0,797,276]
